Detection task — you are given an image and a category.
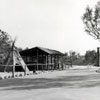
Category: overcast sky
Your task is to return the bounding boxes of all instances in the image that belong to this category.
[0,0,99,55]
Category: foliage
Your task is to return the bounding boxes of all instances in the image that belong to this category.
[18,47,23,52]
[62,51,85,66]
[61,50,97,66]
[0,30,11,51]
[82,1,100,66]
[73,56,85,65]
[84,50,97,65]
[0,30,12,64]
[82,1,100,39]
[69,51,79,66]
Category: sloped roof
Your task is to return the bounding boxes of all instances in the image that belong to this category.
[20,46,63,56]
[37,47,63,55]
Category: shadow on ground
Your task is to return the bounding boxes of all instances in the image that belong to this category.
[0,73,100,90]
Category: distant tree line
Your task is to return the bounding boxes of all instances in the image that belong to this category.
[62,50,97,66]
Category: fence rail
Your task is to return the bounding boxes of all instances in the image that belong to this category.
[0,63,62,66]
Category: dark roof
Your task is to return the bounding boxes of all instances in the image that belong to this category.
[38,47,63,55]
[20,46,63,56]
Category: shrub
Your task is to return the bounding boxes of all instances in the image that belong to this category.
[4,76,7,79]
[0,76,3,80]
[19,73,22,77]
[8,75,11,78]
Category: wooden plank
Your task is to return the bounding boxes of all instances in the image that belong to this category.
[46,55,48,70]
[50,55,52,70]
[37,48,38,70]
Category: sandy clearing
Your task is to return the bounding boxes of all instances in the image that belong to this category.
[1,87,100,100]
[0,66,100,100]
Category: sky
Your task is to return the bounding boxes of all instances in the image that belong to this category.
[0,0,100,55]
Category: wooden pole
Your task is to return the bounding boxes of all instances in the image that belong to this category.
[46,55,47,70]
[37,48,38,70]
[57,56,59,69]
[51,55,52,70]
[42,55,43,71]
[47,55,49,70]
[52,55,54,70]
[97,47,100,67]
[12,50,15,78]
[54,55,56,70]
[24,65,26,76]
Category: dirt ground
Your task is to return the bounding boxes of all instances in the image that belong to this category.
[0,66,100,100]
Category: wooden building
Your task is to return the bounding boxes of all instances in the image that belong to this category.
[20,47,64,71]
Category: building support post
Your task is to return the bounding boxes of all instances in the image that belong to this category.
[54,56,56,70]
[51,55,52,70]
[47,55,49,70]
[41,55,44,71]
[57,56,60,70]
[37,49,39,70]
[46,55,48,70]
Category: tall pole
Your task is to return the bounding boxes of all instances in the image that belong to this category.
[97,47,100,67]
[12,38,16,78]
[12,48,15,78]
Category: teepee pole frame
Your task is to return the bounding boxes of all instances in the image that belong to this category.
[24,65,26,76]
[12,46,15,78]
[11,38,16,78]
